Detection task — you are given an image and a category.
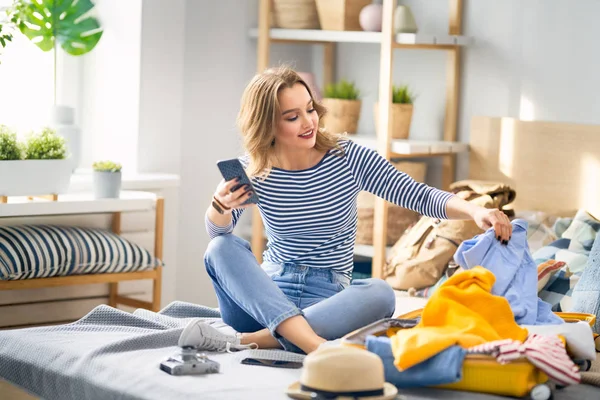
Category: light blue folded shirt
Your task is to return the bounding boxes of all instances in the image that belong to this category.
[454,219,563,325]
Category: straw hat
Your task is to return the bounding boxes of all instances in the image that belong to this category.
[286,346,398,399]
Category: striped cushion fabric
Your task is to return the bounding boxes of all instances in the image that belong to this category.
[0,225,163,281]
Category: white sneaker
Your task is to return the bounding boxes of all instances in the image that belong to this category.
[179,318,258,353]
[317,339,342,351]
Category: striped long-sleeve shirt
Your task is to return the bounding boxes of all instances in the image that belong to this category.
[206,139,453,277]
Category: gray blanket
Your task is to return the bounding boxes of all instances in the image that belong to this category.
[0,302,303,400]
[1,301,599,400]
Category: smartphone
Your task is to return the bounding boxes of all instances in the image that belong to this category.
[241,357,303,369]
[216,158,260,205]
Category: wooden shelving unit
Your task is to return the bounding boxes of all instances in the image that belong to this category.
[251,0,466,278]
[248,28,471,47]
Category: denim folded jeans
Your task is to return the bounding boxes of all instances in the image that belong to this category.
[204,234,396,353]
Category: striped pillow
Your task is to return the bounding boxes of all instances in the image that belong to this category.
[0,225,163,281]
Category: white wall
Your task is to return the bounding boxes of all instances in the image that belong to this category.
[176,0,313,307]
[79,0,185,307]
[458,0,600,177]
[312,0,600,185]
[137,0,186,175]
[80,0,142,172]
[136,1,187,307]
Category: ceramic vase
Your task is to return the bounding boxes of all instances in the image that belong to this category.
[394,5,418,33]
[359,0,383,32]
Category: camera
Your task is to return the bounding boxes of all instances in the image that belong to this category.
[159,346,221,376]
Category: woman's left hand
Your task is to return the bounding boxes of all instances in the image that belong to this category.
[473,208,512,244]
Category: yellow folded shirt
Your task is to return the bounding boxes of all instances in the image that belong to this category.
[391,266,528,370]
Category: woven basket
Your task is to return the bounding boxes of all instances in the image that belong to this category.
[315,0,371,31]
[321,98,361,134]
[374,102,414,139]
[356,162,427,246]
[273,0,320,29]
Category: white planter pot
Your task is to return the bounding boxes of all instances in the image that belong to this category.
[93,171,122,199]
[0,160,72,196]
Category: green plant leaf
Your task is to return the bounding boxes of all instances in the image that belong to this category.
[18,0,103,55]
[0,22,15,51]
[93,160,122,172]
[391,84,416,104]
[0,125,24,160]
[323,79,361,100]
[24,126,67,159]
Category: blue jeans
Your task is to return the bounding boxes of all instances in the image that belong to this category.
[204,234,396,353]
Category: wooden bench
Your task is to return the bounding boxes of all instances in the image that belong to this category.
[0,192,164,319]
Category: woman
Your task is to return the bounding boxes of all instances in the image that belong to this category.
[179,66,512,354]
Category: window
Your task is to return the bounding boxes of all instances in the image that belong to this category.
[0,1,81,135]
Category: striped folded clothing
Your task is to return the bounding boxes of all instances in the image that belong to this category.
[467,334,581,386]
[536,209,600,312]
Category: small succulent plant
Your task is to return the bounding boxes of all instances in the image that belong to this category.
[93,160,122,173]
[392,84,416,104]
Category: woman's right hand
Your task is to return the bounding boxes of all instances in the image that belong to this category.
[213,178,254,214]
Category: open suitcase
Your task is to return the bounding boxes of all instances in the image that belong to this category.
[341,309,598,400]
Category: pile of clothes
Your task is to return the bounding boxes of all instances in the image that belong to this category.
[365,219,597,391]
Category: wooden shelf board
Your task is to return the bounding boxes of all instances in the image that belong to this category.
[249,28,472,47]
[350,135,468,157]
[0,191,156,218]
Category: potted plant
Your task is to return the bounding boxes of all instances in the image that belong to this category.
[92,161,122,199]
[374,84,416,139]
[0,125,72,198]
[0,125,23,161]
[321,79,362,134]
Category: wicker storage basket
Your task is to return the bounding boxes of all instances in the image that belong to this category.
[321,98,361,134]
[374,102,414,139]
[273,0,320,29]
[356,162,427,245]
[315,0,371,31]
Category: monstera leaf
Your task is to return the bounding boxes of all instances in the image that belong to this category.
[17,0,103,55]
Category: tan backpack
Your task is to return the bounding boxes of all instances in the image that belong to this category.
[383,180,516,291]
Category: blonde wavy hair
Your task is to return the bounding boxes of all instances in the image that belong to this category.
[236,66,344,177]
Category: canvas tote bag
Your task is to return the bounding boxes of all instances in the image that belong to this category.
[383,181,516,290]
